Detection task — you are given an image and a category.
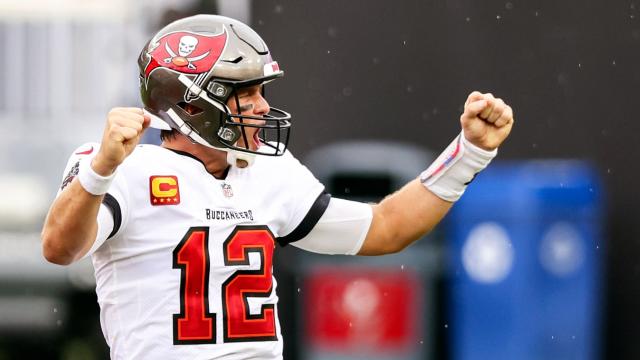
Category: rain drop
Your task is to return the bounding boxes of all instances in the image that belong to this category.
[534,10,540,17]
[57,320,63,326]
[401,264,405,270]
[327,50,331,54]
[53,308,58,313]
[466,17,471,22]
[297,288,301,293]
[342,87,353,97]
[505,2,514,10]
[274,5,283,13]
[403,40,407,45]
[612,60,617,66]
[444,324,449,328]
[496,15,502,20]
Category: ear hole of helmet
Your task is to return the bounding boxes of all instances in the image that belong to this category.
[177,101,204,116]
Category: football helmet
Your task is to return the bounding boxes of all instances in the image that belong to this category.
[138,14,291,162]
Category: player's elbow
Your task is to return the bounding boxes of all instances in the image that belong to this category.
[380,233,415,255]
[360,207,414,255]
[363,233,411,256]
[41,229,75,266]
[377,209,416,255]
[364,204,432,255]
[42,243,74,266]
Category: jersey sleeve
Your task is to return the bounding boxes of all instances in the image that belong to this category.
[57,143,129,258]
[274,150,328,245]
[57,144,93,196]
[289,198,373,255]
[85,204,115,257]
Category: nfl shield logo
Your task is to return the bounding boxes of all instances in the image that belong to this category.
[221,183,233,198]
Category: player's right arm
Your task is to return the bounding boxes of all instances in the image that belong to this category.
[290,92,512,256]
[41,108,148,265]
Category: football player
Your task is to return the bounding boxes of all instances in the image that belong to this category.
[42,15,513,360]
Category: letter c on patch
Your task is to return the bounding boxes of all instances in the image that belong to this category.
[149,175,181,205]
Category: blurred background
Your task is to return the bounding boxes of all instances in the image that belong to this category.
[0,0,638,359]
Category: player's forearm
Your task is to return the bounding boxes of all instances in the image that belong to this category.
[358,179,453,255]
[41,179,101,265]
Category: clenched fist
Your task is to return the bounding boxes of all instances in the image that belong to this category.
[460,91,514,151]
[92,108,150,176]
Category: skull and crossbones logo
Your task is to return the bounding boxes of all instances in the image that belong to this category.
[164,35,210,70]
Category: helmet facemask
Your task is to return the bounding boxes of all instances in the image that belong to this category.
[217,81,291,156]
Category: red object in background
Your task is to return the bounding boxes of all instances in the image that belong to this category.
[304,267,422,353]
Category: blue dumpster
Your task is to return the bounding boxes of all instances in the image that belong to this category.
[446,160,604,360]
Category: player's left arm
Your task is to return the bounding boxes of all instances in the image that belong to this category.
[357,91,514,255]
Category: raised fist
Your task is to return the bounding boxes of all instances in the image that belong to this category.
[460,91,514,151]
[92,107,150,175]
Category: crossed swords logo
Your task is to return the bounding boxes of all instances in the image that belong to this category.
[163,35,210,70]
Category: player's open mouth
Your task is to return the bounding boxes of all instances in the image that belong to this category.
[253,131,262,149]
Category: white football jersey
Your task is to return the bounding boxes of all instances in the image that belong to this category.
[59,143,330,360]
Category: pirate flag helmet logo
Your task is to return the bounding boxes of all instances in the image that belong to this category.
[144,30,227,78]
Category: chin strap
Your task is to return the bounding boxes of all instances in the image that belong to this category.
[159,107,257,168]
[143,109,172,130]
[226,149,256,168]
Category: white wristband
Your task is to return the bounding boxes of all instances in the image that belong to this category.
[420,132,497,202]
[78,156,116,195]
